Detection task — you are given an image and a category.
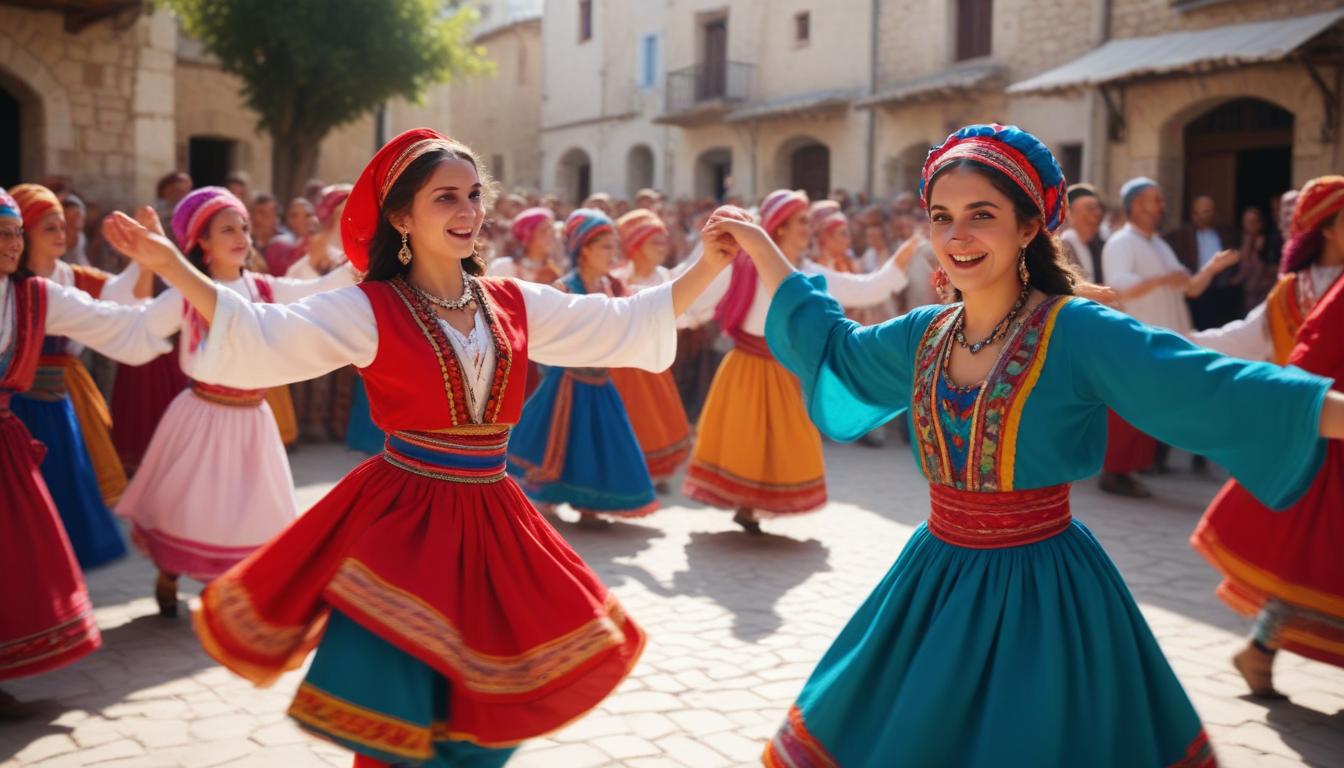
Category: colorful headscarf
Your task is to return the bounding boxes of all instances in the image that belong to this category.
[1120,177,1158,215]
[315,184,353,230]
[616,209,667,256]
[343,127,459,271]
[816,211,849,237]
[1282,175,1344,273]
[808,199,841,235]
[760,189,810,236]
[563,208,615,262]
[171,186,249,254]
[0,190,20,223]
[920,124,1068,233]
[8,184,62,232]
[512,206,555,249]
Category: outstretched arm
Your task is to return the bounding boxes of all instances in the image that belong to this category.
[103,210,219,323]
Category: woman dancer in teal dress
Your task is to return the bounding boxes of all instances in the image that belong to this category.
[699,124,1344,767]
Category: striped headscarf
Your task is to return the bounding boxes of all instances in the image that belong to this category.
[808,199,841,235]
[816,211,849,237]
[171,186,249,254]
[616,209,667,256]
[760,189,810,236]
[511,206,555,248]
[0,190,20,223]
[563,208,615,262]
[1282,175,1344,273]
[8,184,62,231]
[921,124,1069,233]
[315,184,353,230]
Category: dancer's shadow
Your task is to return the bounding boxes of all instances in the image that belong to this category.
[552,514,666,568]
[1,613,218,761]
[1257,697,1344,766]
[665,530,831,642]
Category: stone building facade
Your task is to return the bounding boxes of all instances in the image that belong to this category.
[0,1,538,208]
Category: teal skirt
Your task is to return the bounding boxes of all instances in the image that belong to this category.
[766,521,1213,767]
[297,610,516,767]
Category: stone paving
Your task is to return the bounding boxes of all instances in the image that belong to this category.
[4,439,1343,767]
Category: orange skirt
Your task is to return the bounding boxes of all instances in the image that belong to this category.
[609,367,691,481]
[60,356,127,506]
[682,347,826,515]
[265,386,299,446]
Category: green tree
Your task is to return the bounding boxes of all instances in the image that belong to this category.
[166,0,488,200]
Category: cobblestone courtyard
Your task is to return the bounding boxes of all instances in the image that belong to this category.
[5,439,1343,767]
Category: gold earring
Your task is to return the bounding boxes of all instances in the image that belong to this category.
[398,229,413,266]
[1017,248,1029,285]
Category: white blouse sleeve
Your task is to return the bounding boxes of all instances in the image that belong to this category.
[679,262,732,328]
[191,284,378,388]
[520,279,677,372]
[98,262,148,305]
[265,263,359,304]
[1188,301,1271,361]
[801,259,908,308]
[43,280,176,365]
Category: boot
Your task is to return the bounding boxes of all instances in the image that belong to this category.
[1099,472,1152,498]
[155,571,180,619]
[733,507,762,535]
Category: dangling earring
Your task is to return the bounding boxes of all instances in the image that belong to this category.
[1017,247,1029,285]
[398,229,413,266]
[933,266,950,295]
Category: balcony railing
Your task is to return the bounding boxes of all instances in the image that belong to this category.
[663,61,753,119]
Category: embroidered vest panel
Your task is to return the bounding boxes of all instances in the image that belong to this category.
[910,296,1070,492]
[1,276,48,394]
[357,276,529,431]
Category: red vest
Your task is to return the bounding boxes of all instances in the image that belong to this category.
[1,277,49,395]
[356,276,529,432]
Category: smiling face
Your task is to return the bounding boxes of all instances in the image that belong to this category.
[393,157,486,265]
[199,209,252,270]
[772,208,811,261]
[926,165,1041,296]
[0,218,22,275]
[25,210,67,269]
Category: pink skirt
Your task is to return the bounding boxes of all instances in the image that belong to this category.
[116,388,298,581]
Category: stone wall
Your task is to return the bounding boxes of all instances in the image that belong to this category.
[1110,0,1341,39]
[0,6,175,206]
[447,19,543,192]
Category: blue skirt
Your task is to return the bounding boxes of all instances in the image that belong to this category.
[767,521,1212,767]
[506,368,656,516]
[346,377,385,456]
[297,610,516,767]
[12,395,126,569]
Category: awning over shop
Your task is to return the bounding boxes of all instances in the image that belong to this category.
[856,63,1003,109]
[724,90,858,123]
[1008,9,1344,95]
[0,0,143,33]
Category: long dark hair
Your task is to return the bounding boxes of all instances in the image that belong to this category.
[926,158,1079,297]
[364,143,496,282]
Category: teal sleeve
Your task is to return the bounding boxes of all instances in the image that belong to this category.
[1063,300,1330,510]
[764,271,939,441]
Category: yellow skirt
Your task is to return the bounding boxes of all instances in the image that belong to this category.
[63,356,128,506]
[683,348,826,515]
[265,386,299,446]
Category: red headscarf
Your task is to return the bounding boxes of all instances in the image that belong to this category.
[8,184,62,232]
[1282,175,1344,273]
[342,128,458,272]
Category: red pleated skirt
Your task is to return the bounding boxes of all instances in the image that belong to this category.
[193,429,644,748]
[0,407,101,680]
[110,351,188,472]
[1103,410,1155,474]
[1192,440,1344,667]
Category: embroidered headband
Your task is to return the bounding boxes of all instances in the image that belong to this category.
[920,124,1068,233]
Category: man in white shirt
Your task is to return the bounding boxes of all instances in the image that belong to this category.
[1097,177,1239,496]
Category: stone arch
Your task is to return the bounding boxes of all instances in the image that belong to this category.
[771,135,830,200]
[694,146,732,201]
[0,47,74,186]
[557,146,592,205]
[625,144,655,198]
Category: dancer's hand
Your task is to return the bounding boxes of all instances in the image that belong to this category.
[701,207,795,294]
[134,205,168,238]
[103,211,184,275]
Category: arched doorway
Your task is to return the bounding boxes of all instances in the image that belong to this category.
[776,137,829,200]
[884,141,932,198]
[0,69,43,190]
[626,144,655,197]
[695,147,732,201]
[1183,98,1293,232]
[558,147,592,205]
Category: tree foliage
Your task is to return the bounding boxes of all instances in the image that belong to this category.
[164,0,489,197]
